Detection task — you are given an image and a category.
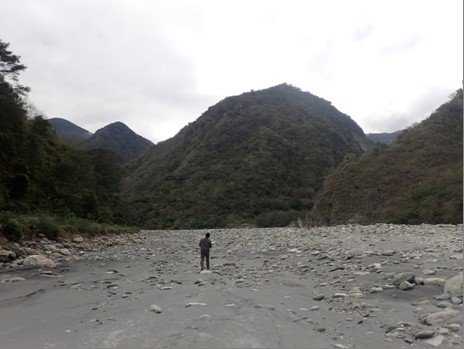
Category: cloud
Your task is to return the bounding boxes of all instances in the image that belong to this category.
[1,0,462,141]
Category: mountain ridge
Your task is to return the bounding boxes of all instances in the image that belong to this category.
[308,89,463,225]
[48,117,92,145]
[122,83,373,228]
[49,118,153,163]
[80,121,153,163]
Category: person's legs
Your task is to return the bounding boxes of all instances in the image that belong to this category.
[205,251,210,270]
[200,252,205,270]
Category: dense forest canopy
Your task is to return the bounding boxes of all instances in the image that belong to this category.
[308,89,463,225]
[1,38,461,233]
[0,39,129,224]
[121,84,372,229]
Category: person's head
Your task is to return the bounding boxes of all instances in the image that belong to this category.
[205,233,210,238]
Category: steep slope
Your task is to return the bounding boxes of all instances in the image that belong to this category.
[308,89,463,225]
[48,117,92,145]
[122,83,371,229]
[81,122,153,163]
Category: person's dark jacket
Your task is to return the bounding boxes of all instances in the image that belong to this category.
[199,237,212,252]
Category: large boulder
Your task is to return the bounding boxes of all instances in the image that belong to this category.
[0,250,16,262]
[444,273,463,297]
[23,255,56,268]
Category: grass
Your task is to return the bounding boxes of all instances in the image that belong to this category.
[0,211,140,242]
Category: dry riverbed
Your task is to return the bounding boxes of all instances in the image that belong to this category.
[0,224,462,348]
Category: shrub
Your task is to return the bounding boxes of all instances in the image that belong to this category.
[35,215,60,240]
[1,217,24,241]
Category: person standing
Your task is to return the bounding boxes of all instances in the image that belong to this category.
[199,232,212,271]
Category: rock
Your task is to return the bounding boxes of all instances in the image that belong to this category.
[23,255,56,268]
[185,302,207,308]
[444,273,463,297]
[200,270,212,274]
[333,293,347,298]
[450,297,462,305]
[399,281,415,290]
[150,304,162,313]
[423,277,446,286]
[421,335,445,347]
[312,293,325,301]
[434,294,450,300]
[223,262,236,267]
[423,269,436,275]
[370,287,383,293]
[392,272,415,286]
[58,248,71,256]
[1,277,26,283]
[422,309,461,325]
[72,236,84,243]
[436,301,453,308]
[0,250,15,262]
[255,304,275,310]
[368,263,382,272]
[414,330,435,339]
[447,323,461,332]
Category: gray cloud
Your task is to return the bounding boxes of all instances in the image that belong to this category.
[1,0,462,142]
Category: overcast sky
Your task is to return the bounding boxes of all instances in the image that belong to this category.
[2,0,462,143]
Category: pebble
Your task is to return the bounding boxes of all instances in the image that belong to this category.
[370,287,383,293]
[333,293,347,298]
[150,304,162,313]
[0,277,26,283]
[313,294,325,301]
[414,330,435,339]
[185,302,207,308]
[255,304,275,310]
[1,225,462,348]
[447,323,461,332]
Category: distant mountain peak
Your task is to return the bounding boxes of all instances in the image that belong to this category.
[49,118,153,163]
[82,122,153,163]
[48,117,92,145]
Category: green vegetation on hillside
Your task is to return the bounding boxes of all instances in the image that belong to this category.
[308,89,463,225]
[2,38,460,233]
[122,84,371,229]
[0,39,133,242]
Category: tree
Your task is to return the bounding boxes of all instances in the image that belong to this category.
[0,39,30,95]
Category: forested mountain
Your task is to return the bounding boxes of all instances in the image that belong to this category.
[48,117,92,145]
[308,89,463,226]
[49,118,153,163]
[366,130,403,144]
[0,39,129,223]
[121,84,372,229]
[81,122,153,163]
[2,38,461,232]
